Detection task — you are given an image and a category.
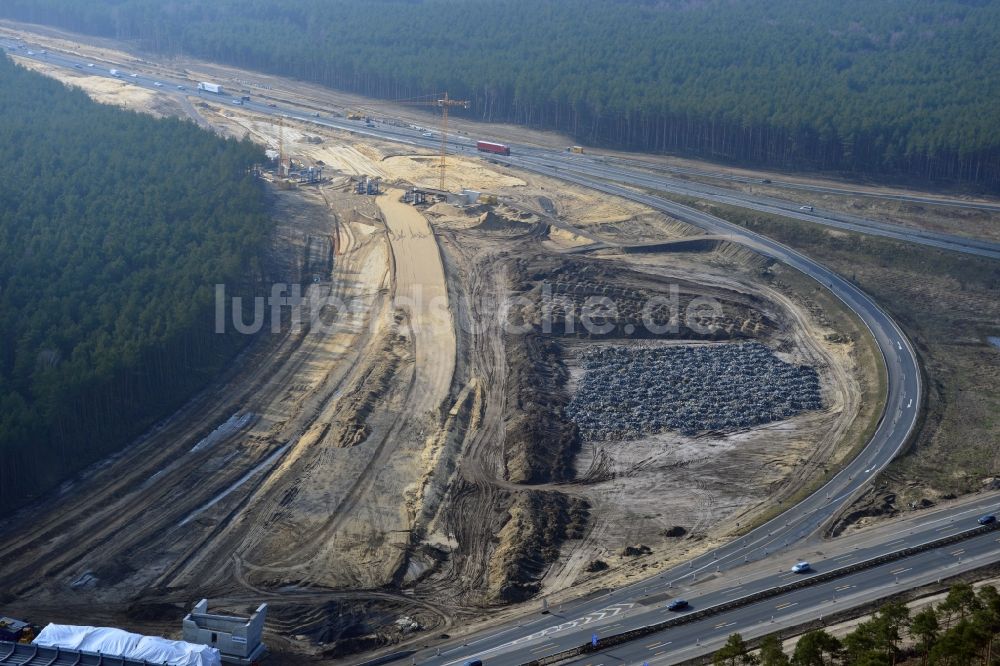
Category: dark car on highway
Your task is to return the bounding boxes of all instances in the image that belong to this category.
[667,599,689,611]
[979,514,996,525]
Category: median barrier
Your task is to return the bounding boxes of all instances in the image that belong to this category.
[520,522,996,666]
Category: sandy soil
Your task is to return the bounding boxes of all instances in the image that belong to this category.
[377,189,456,419]
[6,20,999,215]
[11,56,163,112]
[529,249,872,599]
[0,23,891,662]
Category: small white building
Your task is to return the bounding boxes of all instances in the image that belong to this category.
[182,600,267,665]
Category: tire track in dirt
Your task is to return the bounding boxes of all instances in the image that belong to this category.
[0,188,380,603]
[155,205,397,588]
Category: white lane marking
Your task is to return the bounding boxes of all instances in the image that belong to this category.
[529,642,557,654]
[458,601,636,663]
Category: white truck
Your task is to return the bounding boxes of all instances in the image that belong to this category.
[197,81,223,94]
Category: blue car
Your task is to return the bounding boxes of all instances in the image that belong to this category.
[979,514,996,525]
[667,599,689,611]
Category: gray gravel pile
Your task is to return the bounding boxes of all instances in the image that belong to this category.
[567,342,821,441]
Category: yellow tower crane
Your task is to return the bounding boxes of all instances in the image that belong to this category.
[400,92,470,191]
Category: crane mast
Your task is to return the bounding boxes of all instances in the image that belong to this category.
[400,92,470,191]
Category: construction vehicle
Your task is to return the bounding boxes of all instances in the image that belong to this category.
[476,141,511,156]
[478,193,498,205]
[568,145,584,154]
[347,110,364,120]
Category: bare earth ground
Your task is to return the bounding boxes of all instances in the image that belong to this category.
[671,201,1000,535]
[690,176,1000,243]
[4,19,999,242]
[0,25,909,663]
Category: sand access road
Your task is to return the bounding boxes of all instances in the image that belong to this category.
[378,189,457,422]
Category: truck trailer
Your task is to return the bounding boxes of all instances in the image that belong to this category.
[197,81,223,94]
[476,141,511,156]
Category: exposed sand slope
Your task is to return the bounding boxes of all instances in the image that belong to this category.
[378,189,456,418]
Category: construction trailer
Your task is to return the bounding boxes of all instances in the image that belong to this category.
[198,81,223,94]
[182,599,267,665]
[568,145,584,154]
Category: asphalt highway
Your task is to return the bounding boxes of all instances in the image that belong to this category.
[553,152,1000,212]
[560,528,1000,666]
[4,38,996,666]
[417,497,1000,666]
[505,151,1000,260]
[8,38,999,260]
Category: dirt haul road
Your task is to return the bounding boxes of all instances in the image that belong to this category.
[0,185,450,640]
[0,31,884,661]
[377,189,456,421]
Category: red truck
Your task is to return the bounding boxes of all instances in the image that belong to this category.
[476,140,511,156]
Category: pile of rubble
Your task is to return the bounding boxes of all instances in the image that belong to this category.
[567,342,821,441]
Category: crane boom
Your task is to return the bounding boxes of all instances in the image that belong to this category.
[400,92,470,191]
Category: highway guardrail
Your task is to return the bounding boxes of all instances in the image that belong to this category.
[522,522,997,666]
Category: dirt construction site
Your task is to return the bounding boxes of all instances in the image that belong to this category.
[0,26,890,663]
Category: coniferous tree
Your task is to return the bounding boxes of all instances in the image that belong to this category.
[1,0,998,189]
[0,54,272,511]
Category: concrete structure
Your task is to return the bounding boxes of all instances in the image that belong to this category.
[298,165,324,184]
[355,175,381,195]
[182,600,267,665]
[459,188,481,205]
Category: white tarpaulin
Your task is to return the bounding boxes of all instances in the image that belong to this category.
[34,623,222,666]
